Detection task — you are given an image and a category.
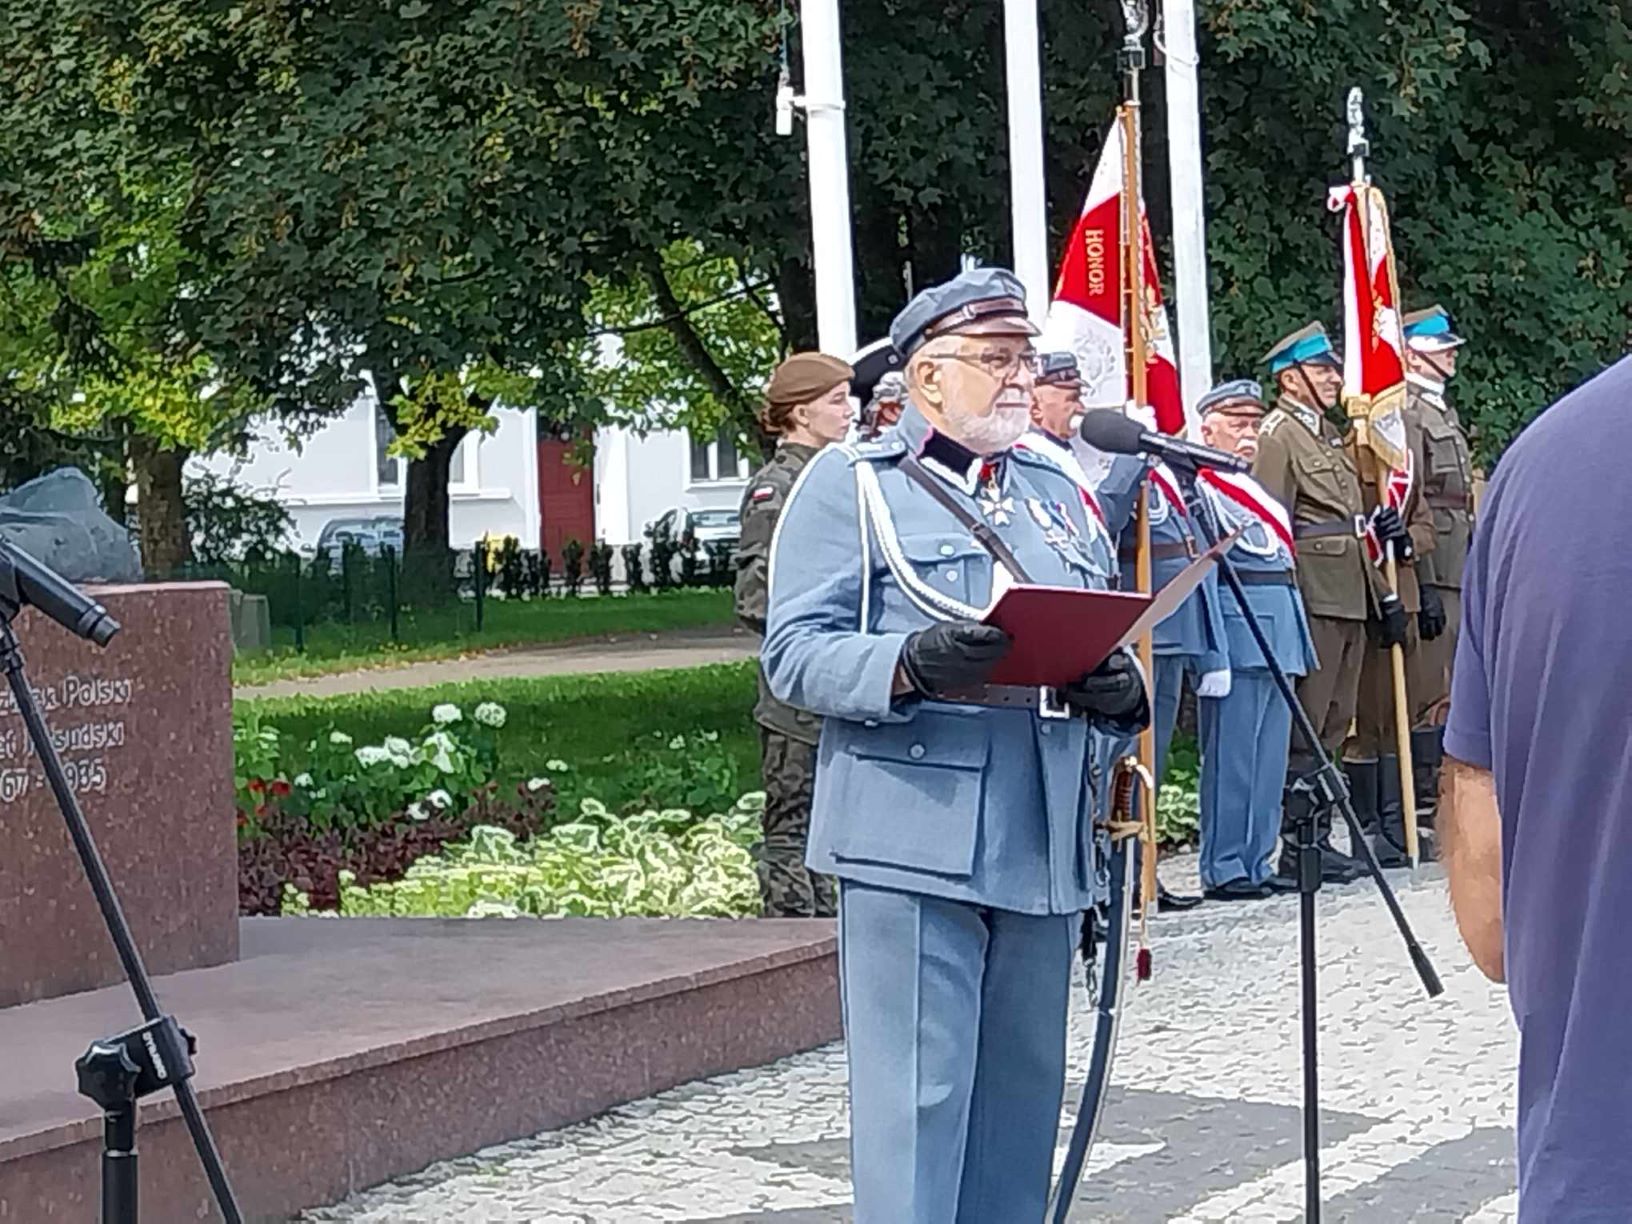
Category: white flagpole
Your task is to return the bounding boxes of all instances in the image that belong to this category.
[798,0,858,356]
[1162,0,1213,424]
[1004,0,1050,323]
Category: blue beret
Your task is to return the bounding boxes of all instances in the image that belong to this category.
[1036,351,1081,386]
[1198,378,1265,416]
[890,267,1040,358]
[1264,322,1340,374]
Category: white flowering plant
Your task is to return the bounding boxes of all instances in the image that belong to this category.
[302,792,769,920]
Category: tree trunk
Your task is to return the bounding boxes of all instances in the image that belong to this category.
[129,434,191,578]
[401,431,462,604]
[775,256,819,354]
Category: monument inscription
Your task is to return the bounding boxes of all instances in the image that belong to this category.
[0,583,237,1007]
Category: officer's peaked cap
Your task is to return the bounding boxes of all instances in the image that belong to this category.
[890,267,1040,358]
[1036,351,1081,387]
[1263,322,1340,374]
[1402,304,1466,354]
[1198,378,1266,416]
[849,336,906,403]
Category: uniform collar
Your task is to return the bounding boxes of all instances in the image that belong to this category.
[920,430,1006,495]
[1406,372,1448,413]
[1276,394,1326,438]
[777,440,821,462]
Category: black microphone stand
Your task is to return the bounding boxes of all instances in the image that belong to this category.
[1164,464,1443,1222]
[0,544,244,1224]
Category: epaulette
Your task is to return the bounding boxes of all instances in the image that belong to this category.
[1259,409,1287,438]
[841,435,908,464]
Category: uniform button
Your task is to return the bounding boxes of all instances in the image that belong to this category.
[1040,724,1052,736]
[908,743,926,760]
[864,719,879,729]
[939,544,956,557]
[944,569,959,581]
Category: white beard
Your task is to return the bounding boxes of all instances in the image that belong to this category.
[943,396,1031,454]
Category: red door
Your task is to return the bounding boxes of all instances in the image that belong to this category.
[537,436,596,561]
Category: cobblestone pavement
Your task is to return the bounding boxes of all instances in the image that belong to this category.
[302,862,1517,1223]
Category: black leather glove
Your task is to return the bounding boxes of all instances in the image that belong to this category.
[1060,650,1148,724]
[1418,585,1447,641]
[900,621,1012,695]
[1376,592,1409,648]
[1370,505,1414,561]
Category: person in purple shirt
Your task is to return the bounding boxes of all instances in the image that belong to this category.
[1442,355,1632,1222]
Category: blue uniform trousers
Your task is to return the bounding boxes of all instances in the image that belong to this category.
[1151,653,1189,785]
[839,881,1075,1223]
[1198,673,1292,887]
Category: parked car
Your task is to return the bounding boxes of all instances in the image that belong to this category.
[312,516,404,561]
[647,507,741,552]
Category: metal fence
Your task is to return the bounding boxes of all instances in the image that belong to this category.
[166,535,735,655]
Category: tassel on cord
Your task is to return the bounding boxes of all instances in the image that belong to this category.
[1135,759,1157,983]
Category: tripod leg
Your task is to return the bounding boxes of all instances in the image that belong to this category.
[1297,820,1322,1224]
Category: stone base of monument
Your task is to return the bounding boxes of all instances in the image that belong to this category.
[0,916,838,1222]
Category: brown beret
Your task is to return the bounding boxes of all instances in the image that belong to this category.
[766,352,854,407]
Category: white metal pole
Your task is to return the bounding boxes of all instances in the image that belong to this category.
[1162,0,1214,423]
[799,0,858,356]
[1003,0,1050,323]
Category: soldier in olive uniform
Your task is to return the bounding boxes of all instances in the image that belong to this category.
[1253,323,1408,882]
[1402,304,1474,821]
[733,352,855,917]
[1346,392,1438,866]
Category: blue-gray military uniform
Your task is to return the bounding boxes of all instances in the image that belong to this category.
[762,269,1141,1223]
[1097,461,1229,785]
[1192,381,1319,891]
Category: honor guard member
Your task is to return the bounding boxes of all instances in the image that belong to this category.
[1347,360,1437,866]
[1193,380,1316,899]
[733,351,854,917]
[1254,322,1405,883]
[1016,350,1119,575]
[850,338,907,440]
[763,268,1148,1223]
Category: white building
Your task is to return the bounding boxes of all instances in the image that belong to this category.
[194,389,755,556]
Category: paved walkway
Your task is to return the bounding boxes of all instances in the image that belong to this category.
[237,627,757,699]
[301,862,1518,1222]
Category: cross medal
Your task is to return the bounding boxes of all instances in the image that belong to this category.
[978,474,1014,526]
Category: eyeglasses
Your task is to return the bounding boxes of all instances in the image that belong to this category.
[933,347,1041,382]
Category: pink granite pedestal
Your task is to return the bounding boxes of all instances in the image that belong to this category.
[0,583,237,1008]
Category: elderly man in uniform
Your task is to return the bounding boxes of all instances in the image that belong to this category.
[764,268,1147,1222]
[1402,305,1474,824]
[1254,322,1409,883]
[1193,379,1316,899]
[733,351,854,917]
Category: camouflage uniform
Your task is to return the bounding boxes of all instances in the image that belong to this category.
[734,441,836,917]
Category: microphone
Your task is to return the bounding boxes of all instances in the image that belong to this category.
[0,543,122,646]
[1077,409,1252,474]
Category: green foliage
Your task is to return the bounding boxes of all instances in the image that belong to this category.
[320,801,764,920]
[184,472,293,564]
[235,663,763,816]
[1156,737,1202,848]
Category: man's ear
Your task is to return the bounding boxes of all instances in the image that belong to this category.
[910,354,944,410]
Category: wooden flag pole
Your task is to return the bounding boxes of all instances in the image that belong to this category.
[1347,91,1419,866]
[1120,95,1159,913]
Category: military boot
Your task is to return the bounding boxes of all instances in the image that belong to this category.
[1412,728,1444,861]
[1344,759,1381,839]
[1373,756,1411,868]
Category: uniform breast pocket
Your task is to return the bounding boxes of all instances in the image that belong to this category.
[898,532,992,610]
[829,712,989,877]
[1424,423,1466,477]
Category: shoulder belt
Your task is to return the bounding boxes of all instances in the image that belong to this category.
[896,453,1036,583]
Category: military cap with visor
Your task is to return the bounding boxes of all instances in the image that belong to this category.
[1035,351,1082,388]
[1402,304,1466,354]
[890,267,1040,358]
[1263,322,1340,374]
[1197,378,1266,417]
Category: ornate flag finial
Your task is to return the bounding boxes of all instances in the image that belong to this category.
[1346,87,1370,169]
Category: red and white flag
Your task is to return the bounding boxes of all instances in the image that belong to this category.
[1043,122,1294,555]
[1042,122,1190,439]
[1328,181,1408,471]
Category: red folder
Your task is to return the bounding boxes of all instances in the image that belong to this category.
[981,529,1240,688]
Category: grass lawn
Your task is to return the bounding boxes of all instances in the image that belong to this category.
[236,660,762,816]
[232,588,734,687]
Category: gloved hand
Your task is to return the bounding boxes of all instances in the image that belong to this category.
[1060,650,1148,723]
[900,621,1012,695]
[1370,505,1414,561]
[1376,592,1409,648]
[1418,585,1447,641]
[1195,668,1232,700]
